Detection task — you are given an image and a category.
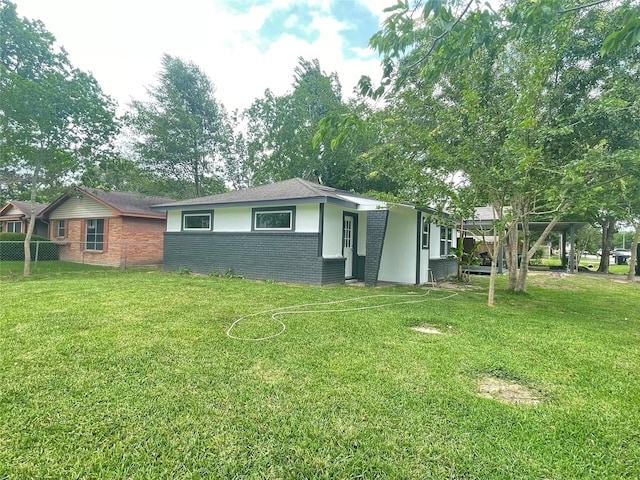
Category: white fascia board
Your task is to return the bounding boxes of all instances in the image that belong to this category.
[334,193,387,210]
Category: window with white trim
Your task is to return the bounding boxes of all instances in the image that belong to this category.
[440,226,453,256]
[253,209,294,230]
[2,221,22,233]
[421,218,430,249]
[86,219,104,251]
[183,212,212,231]
[56,220,65,238]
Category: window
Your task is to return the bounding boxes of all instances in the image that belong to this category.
[3,221,22,233]
[440,226,453,256]
[56,220,65,238]
[253,208,295,231]
[86,219,104,251]
[421,218,430,249]
[183,212,212,230]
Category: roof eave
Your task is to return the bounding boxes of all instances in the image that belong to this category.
[120,213,167,220]
[152,195,359,211]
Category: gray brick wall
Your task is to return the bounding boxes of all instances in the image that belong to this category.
[365,210,389,287]
[429,258,458,280]
[164,232,345,285]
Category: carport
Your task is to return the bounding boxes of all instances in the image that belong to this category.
[462,207,587,274]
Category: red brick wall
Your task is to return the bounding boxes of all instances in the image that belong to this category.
[121,217,165,266]
[55,216,165,267]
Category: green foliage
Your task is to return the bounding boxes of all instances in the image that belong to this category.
[0,234,58,260]
[602,6,640,55]
[355,0,640,294]
[1,0,117,275]
[243,58,345,186]
[242,57,395,193]
[125,54,230,198]
[0,0,118,187]
[0,233,47,241]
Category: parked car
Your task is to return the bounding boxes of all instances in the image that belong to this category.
[612,248,632,265]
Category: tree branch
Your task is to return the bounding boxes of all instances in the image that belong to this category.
[405,0,476,71]
[558,0,615,15]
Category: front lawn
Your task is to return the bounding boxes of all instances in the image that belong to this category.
[0,260,119,277]
[1,271,638,478]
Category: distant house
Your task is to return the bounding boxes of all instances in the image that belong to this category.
[0,200,48,237]
[153,178,458,286]
[40,187,174,267]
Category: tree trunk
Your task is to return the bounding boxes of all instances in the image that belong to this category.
[515,217,531,292]
[487,225,507,307]
[597,216,615,273]
[456,219,465,281]
[23,160,42,277]
[506,221,518,290]
[626,224,640,282]
[516,214,562,292]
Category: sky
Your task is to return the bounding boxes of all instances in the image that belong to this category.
[11,0,390,114]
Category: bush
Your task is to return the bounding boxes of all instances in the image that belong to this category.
[529,247,545,266]
[0,233,59,261]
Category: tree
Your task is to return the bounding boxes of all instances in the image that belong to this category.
[350,0,640,304]
[243,57,399,194]
[1,0,118,276]
[243,58,344,186]
[126,54,230,199]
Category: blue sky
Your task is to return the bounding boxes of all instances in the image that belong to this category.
[11,0,389,113]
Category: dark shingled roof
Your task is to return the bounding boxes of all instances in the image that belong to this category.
[41,187,175,219]
[2,201,48,218]
[153,178,372,209]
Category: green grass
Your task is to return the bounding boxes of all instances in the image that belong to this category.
[0,260,120,277]
[1,270,639,478]
[540,257,633,275]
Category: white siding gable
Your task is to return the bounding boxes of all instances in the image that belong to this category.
[5,206,22,215]
[49,196,113,220]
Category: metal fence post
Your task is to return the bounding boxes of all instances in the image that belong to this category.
[34,241,40,273]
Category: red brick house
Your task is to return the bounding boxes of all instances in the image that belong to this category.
[41,187,174,267]
[0,201,48,237]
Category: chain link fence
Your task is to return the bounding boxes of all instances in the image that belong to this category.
[0,240,164,272]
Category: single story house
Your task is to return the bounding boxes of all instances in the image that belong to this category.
[40,187,174,267]
[0,200,48,237]
[152,178,458,286]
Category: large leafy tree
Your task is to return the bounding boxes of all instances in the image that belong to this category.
[126,54,229,199]
[0,0,118,276]
[243,58,345,186]
[354,0,640,303]
[243,57,399,194]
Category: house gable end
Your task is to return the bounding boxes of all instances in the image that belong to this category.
[47,195,114,220]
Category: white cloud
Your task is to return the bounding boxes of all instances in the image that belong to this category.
[11,0,386,113]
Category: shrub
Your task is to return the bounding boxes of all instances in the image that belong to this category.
[0,233,59,261]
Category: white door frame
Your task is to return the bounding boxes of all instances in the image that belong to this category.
[343,214,355,278]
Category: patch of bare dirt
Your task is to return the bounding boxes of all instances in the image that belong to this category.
[411,326,443,334]
[477,376,542,406]
[431,281,479,291]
